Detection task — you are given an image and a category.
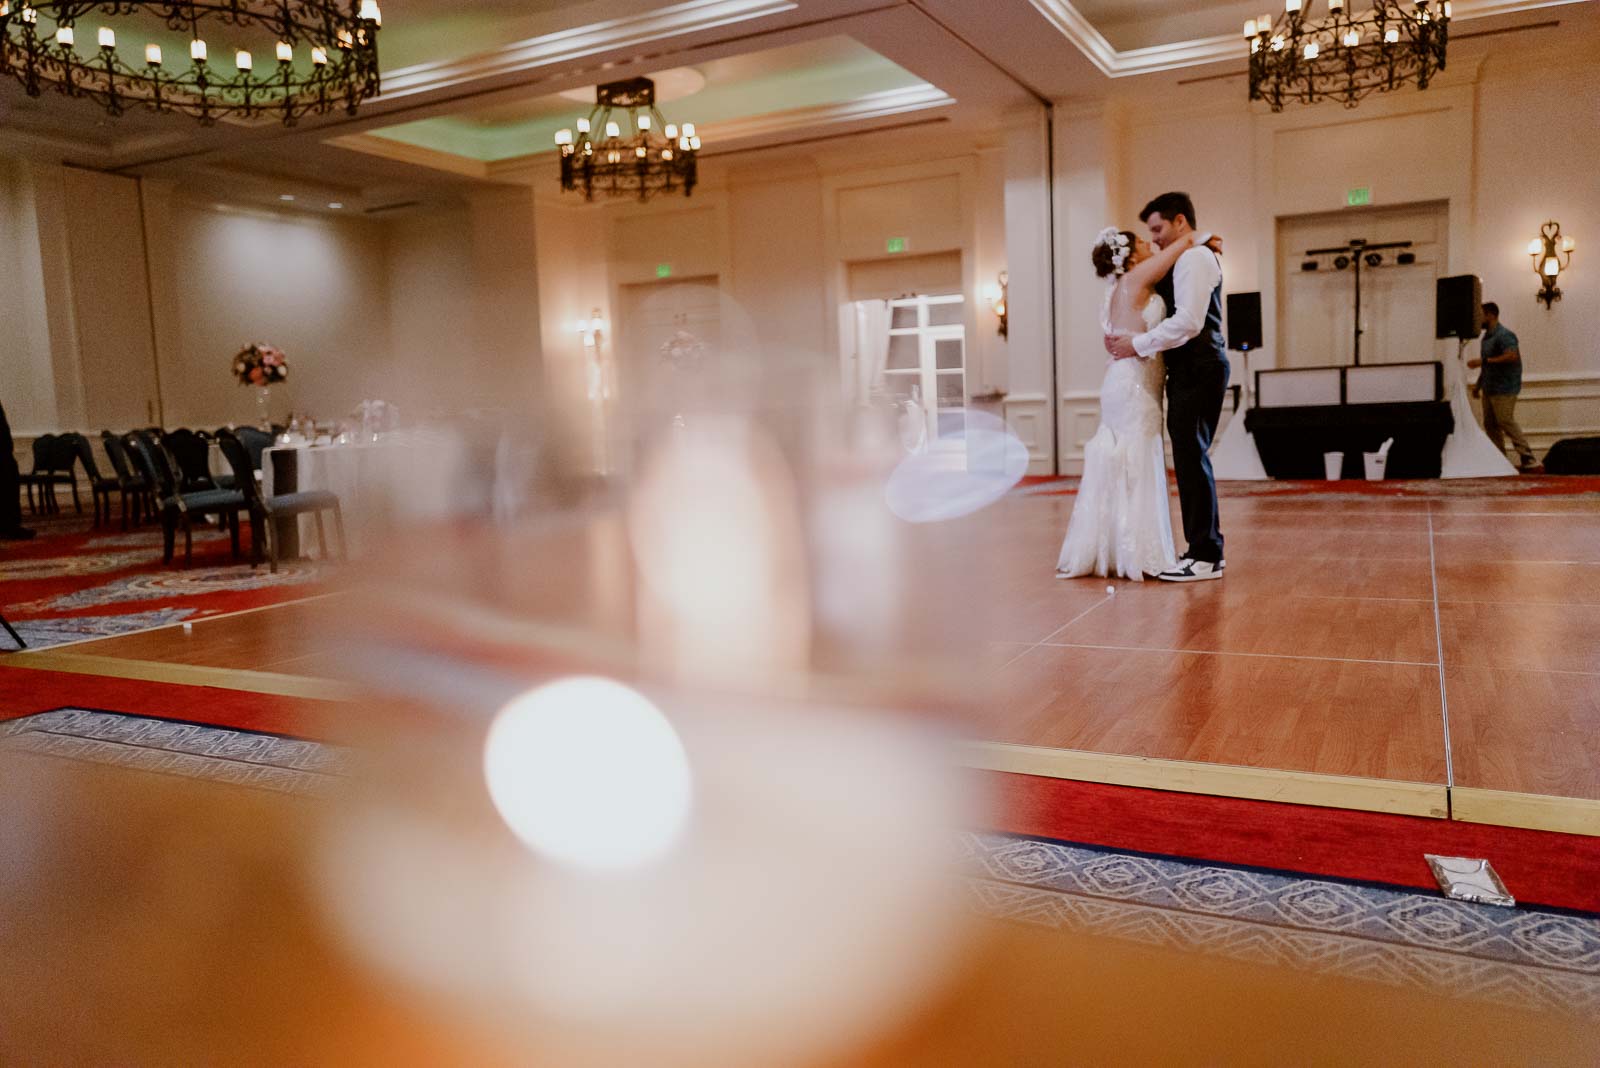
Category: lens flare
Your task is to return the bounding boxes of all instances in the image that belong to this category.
[484,677,692,871]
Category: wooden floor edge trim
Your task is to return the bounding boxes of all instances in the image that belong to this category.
[10,592,345,656]
[2,651,356,701]
[1449,787,1600,838]
[960,741,1450,819]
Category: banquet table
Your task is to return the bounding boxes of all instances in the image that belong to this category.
[261,435,466,559]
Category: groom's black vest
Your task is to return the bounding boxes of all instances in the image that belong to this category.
[1153,253,1227,368]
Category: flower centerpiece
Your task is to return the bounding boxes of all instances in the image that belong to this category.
[232,343,289,429]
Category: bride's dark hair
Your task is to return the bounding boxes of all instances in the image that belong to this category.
[1092,230,1138,278]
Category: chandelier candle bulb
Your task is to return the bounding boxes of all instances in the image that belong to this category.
[1285,0,1301,13]
[190,38,205,61]
[635,146,646,158]
[145,42,160,65]
[554,128,572,145]
[311,46,326,65]
[577,117,590,133]
[54,25,72,47]
[97,27,114,49]
[276,40,292,62]
[1329,0,1344,10]
[235,49,251,71]
[683,122,696,137]
[20,5,33,23]
[1245,19,1257,36]
[664,123,677,138]
[1343,28,1361,46]
[605,121,620,137]
[637,114,651,129]
[1385,26,1400,42]
[1303,40,1319,58]
[1563,236,1576,252]
[359,0,381,23]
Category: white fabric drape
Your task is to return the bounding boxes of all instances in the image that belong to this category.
[1439,350,1517,478]
[846,300,892,405]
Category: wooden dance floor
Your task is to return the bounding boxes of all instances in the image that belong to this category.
[16,482,1599,837]
[971,484,1600,837]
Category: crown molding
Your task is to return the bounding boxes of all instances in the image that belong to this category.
[325,133,493,179]
[479,85,952,180]
[1028,0,1590,78]
[377,0,799,101]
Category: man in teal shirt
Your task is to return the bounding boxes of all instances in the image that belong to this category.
[1468,302,1537,470]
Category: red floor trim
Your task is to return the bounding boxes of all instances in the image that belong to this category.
[985,771,1600,914]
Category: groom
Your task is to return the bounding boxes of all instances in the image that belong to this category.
[1105,192,1228,582]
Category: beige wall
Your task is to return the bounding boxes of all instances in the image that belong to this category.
[529,137,1010,470]
[1036,37,1600,469]
[0,158,60,436]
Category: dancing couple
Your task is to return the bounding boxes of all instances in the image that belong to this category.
[1056,191,1230,583]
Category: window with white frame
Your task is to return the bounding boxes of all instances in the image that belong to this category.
[881,293,966,448]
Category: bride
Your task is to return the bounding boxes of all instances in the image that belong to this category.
[1056,226,1220,581]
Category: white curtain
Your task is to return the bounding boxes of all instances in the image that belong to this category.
[842,300,891,406]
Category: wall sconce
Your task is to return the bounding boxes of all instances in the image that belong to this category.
[982,271,1008,338]
[1528,220,1575,309]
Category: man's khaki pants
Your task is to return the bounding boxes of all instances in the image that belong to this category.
[1482,392,1534,464]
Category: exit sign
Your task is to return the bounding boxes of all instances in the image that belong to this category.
[1346,186,1372,207]
[655,262,672,278]
[886,237,907,253]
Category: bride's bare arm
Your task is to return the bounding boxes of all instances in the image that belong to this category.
[1121,231,1199,293]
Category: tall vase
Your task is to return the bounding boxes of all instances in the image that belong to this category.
[257,386,272,431]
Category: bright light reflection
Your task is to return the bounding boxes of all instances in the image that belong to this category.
[484,676,691,872]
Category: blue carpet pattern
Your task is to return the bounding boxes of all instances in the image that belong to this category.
[961,831,1600,1015]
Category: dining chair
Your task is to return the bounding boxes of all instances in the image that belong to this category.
[216,430,346,573]
[101,431,152,529]
[18,433,79,516]
[127,431,247,567]
[63,433,121,529]
[234,427,274,472]
[161,428,217,492]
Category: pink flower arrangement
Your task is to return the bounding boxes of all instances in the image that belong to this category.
[232,343,289,387]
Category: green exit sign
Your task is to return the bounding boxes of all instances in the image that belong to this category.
[886,237,907,253]
[1346,186,1372,207]
[655,262,672,278]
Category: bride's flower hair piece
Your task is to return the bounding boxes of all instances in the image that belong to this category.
[1092,228,1137,279]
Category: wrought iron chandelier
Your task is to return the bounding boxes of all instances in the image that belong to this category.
[555,77,700,202]
[1246,0,1449,111]
[0,1,381,127]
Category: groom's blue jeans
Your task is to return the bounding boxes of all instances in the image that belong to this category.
[1165,356,1229,564]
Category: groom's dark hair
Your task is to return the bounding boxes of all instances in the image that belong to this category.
[1141,191,1197,228]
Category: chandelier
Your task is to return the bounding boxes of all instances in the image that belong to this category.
[555,77,701,202]
[0,1,381,127]
[1246,0,1449,111]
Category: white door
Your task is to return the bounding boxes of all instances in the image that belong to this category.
[1277,202,1450,368]
[881,294,968,451]
[616,276,722,424]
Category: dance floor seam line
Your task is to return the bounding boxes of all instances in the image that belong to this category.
[1427,506,1456,793]
[1030,641,1438,669]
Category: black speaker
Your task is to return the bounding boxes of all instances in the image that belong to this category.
[1544,437,1600,474]
[1435,274,1483,339]
[1226,291,1263,351]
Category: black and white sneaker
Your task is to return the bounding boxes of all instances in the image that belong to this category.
[1156,558,1224,582]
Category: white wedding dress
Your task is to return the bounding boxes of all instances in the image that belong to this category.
[1055,286,1177,580]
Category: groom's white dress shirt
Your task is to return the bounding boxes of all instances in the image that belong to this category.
[1132,244,1222,360]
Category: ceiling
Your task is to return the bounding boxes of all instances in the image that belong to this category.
[366,36,928,163]
[0,0,1588,209]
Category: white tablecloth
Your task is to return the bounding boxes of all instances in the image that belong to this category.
[261,435,466,556]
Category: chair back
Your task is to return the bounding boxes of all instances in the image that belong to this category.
[214,431,265,510]
[61,432,101,481]
[101,431,137,484]
[127,431,179,503]
[162,428,214,490]
[235,427,273,471]
[29,433,70,475]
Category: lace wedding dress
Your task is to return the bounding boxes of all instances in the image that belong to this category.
[1055,286,1177,580]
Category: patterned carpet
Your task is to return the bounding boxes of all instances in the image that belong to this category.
[0,515,328,650]
[962,832,1600,1016]
[5,705,1595,1016]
